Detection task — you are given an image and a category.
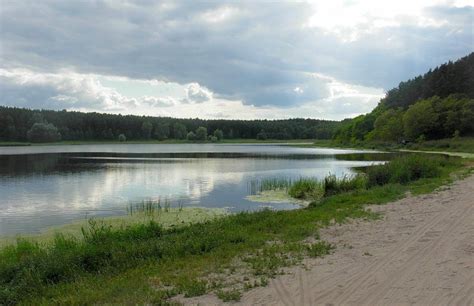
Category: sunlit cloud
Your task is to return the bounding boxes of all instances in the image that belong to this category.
[0,1,472,119]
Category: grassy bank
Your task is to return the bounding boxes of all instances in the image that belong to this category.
[0,155,470,305]
[299,137,474,155]
[0,139,315,147]
[0,207,227,247]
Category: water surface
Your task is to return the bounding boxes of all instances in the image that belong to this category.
[0,144,386,235]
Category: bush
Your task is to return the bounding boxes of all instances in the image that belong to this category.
[118,134,126,142]
[213,129,224,141]
[186,131,196,141]
[27,123,61,143]
[195,127,207,141]
[366,155,446,187]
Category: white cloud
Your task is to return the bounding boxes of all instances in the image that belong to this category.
[183,83,214,103]
[304,0,463,42]
[0,1,471,119]
[0,68,384,120]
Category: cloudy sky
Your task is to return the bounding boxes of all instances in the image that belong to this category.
[0,1,472,120]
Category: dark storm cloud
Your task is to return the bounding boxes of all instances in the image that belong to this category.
[0,1,472,108]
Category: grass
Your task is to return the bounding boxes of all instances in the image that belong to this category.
[248,177,293,195]
[302,137,474,154]
[366,154,444,187]
[404,137,474,154]
[0,155,469,305]
[288,178,324,200]
[0,207,227,247]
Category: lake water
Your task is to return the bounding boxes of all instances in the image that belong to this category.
[0,144,386,236]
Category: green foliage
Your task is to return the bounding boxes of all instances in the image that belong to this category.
[0,107,339,142]
[195,126,207,141]
[403,97,440,140]
[173,123,187,140]
[118,134,126,142]
[369,108,404,141]
[383,53,474,109]
[323,174,367,196]
[186,131,196,141]
[365,154,455,187]
[256,130,267,140]
[213,129,224,141]
[288,178,324,200]
[154,122,170,140]
[305,241,333,258]
[141,121,153,139]
[181,280,208,297]
[216,289,242,302]
[333,53,474,144]
[27,122,61,143]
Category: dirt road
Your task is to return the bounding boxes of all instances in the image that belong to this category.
[190,175,474,305]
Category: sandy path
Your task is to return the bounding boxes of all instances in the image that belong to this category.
[187,175,474,305]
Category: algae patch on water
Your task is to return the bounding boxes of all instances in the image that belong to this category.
[0,207,228,246]
[246,190,310,206]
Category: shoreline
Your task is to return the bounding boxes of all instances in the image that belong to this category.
[1,154,471,304]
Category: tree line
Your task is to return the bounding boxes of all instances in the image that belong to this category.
[0,107,339,143]
[334,53,474,143]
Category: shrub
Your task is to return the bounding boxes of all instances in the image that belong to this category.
[186,131,196,141]
[366,155,446,187]
[118,134,126,142]
[195,127,207,141]
[213,129,224,141]
[27,122,61,143]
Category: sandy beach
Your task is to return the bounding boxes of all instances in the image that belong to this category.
[187,174,474,305]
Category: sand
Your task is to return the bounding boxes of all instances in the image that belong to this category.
[187,174,474,305]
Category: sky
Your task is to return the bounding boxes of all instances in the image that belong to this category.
[0,0,472,120]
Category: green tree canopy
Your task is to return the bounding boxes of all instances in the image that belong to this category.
[403,97,439,140]
[27,122,61,143]
[141,121,153,139]
[195,126,207,141]
[213,129,223,141]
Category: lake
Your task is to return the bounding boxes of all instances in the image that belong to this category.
[0,144,386,236]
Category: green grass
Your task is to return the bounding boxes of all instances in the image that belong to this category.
[366,154,446,187]
[0,155,469,305]
[288,178,324,200]
[302,137,474,154]
[405,137,474,153]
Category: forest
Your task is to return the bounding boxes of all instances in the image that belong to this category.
[333,53,474,144]
[0,106,339,142]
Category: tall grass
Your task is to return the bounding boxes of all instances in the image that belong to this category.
[323,174,368,196]
[288,178,324,200]
[256,154,460,201]
[365,154,453,187]
[127,198,180,216]
[248,178,293,195]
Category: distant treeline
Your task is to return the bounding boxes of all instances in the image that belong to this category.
[0,106,339,142]
[334,53,474,143]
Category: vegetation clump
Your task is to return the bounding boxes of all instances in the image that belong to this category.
[27,122,61,143]
[288,178,324,200]
[366,154,445,187]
